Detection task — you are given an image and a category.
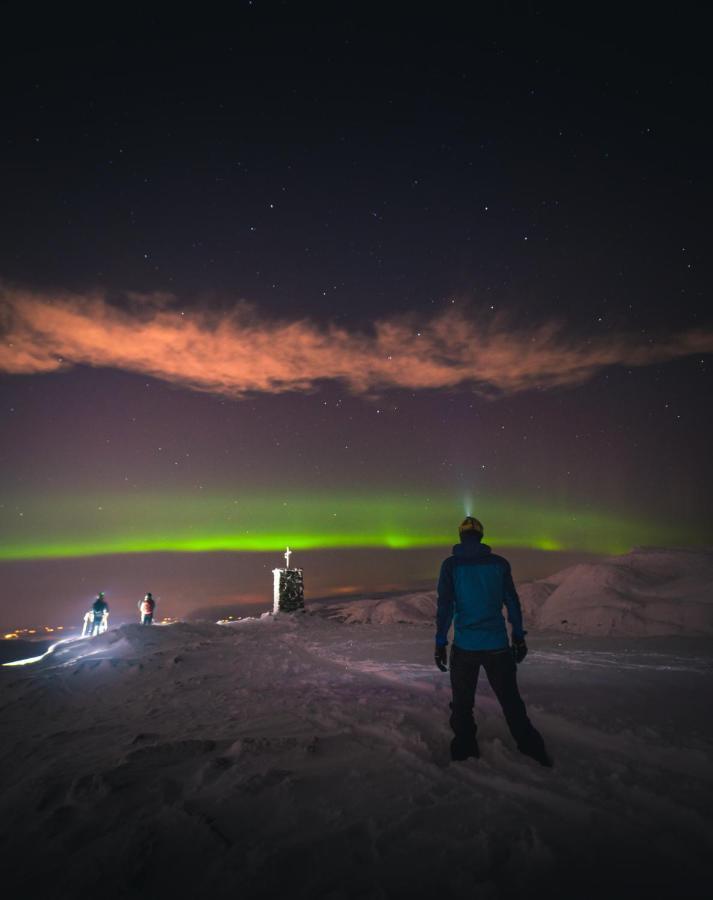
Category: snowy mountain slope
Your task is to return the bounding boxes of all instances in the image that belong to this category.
[319,590,437,625]
[320,548,713,637]
[518,547,713,636]
[1,616,712,899]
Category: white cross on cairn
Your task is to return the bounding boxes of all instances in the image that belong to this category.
[284,546,292,568]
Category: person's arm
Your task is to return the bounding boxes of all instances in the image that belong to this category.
[435,558,455,646]
[502,561,526,641]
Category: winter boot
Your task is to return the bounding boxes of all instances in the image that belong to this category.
[449,702,479,761]
[518,732,553,767]
[450,735,480,762]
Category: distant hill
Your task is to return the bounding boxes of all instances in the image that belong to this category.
[315,548,713,637]
[315,591,437,626]
[518,547,713,636]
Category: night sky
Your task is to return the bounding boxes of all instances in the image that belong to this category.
[1,4,711,628]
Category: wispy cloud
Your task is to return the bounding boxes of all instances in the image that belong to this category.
[1,286,711,396]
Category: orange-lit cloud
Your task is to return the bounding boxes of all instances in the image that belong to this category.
[1,286,711,397]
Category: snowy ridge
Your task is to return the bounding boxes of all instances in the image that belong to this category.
[319,590,437,625]
[519,546,713,636]
[319,548,713,637]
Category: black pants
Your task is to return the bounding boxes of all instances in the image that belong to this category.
[141,613,153,625]
[449,644,544,753]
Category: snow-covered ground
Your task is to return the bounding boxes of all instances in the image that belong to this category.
[1,611,712,899]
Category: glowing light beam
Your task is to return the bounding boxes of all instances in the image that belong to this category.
[2,636,80,667]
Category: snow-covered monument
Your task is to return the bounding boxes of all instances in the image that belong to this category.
[273,546,305,613]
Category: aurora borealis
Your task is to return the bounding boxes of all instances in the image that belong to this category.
[1,6,712,628]
[0,490,702,562]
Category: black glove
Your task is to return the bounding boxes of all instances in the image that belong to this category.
[434,643,448,672]
[512,639,528,664]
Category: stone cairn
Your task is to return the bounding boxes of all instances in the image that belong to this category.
[272,546,305,614]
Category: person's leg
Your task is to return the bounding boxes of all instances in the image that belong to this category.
[483,650,552,766]
[448,645,481,760]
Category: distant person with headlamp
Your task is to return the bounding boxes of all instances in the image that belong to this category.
[435,516,552,766]
[89,592,109,636]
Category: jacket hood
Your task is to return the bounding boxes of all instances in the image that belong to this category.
[453,540,492,558]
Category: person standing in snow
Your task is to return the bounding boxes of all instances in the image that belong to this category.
[435,517,552,766]
[90,592,109,636]
[139,592,155,625]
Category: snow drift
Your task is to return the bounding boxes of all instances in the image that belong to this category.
[320,548,713,637]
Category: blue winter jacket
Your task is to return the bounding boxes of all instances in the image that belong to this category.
[435,540,526,650]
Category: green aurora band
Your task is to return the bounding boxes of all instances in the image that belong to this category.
[0,492,701,561]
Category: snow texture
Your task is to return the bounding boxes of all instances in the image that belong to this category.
[1,610,712,899]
